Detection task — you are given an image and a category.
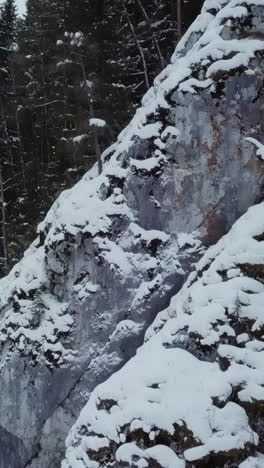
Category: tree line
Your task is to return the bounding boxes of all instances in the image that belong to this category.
[0,0,204,275]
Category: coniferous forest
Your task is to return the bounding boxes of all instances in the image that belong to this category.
[0,0,203,276]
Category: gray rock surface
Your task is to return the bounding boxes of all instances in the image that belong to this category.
[63,201,264,468]
[0,0,264,466]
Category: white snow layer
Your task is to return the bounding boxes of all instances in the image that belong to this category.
[63,199,264,467]
[245,137,264,160]
[89,118,106,128]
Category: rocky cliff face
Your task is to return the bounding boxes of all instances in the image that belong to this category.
[63,201,264,468]
[0,0,264,467]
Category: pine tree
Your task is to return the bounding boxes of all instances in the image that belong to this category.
[0,0,17,274]
[0,0,16,85]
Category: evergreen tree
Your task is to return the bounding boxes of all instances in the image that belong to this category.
[0,0,16,86]
[0,0,17,274]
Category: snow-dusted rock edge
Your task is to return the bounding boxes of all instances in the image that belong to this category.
[0,0,264,466]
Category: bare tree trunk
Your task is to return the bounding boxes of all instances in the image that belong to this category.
[0,166,9,274]
[79,58,103,175]
[122,0,150,90]
[171,0,176,19]
[0,98,13,164]
[10,60,26,191]
[40,53,50,167]
[134,0,166,69]
[177,0,182,39]
[39,15,50,170]
[60,3,68,134]
[92,124,103,175]
[15,108,26,191]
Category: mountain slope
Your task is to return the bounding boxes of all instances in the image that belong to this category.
[0,0,264,466]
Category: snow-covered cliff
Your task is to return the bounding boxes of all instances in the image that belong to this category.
[63,201,264,468]
[0,0,264,466]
